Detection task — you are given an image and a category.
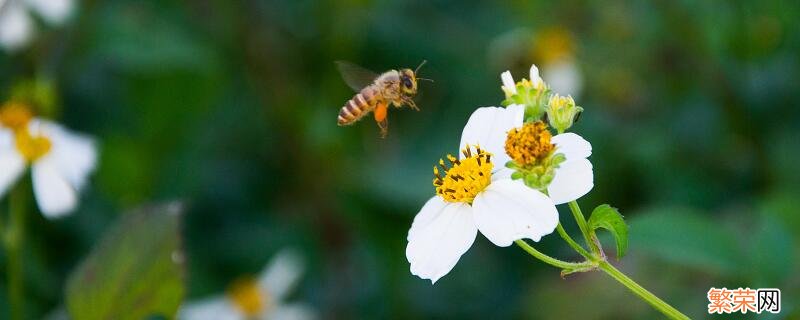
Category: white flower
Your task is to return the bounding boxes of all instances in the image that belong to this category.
[465,105,593,204]
[0,0,74,51]
[542,59,583,99]
[406,104,560,283]
[179,250,316,320]
[500,64,545,97]
[0,118,96,218]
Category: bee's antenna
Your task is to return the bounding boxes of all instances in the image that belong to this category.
[414,60,428,74]
[417,77,434,82]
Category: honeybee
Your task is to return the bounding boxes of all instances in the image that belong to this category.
[336,61,430,137]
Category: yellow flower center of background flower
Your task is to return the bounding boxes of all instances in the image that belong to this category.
[432,145,493,203]
[228,277,269,317]
[0,102,33,131]
[15,130,52,162]
[505,121,554,166]
[531,27,575,64]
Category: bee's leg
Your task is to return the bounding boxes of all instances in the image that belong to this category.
[406,98,420,111]
[377,117,389,138]
[374,102,389,138]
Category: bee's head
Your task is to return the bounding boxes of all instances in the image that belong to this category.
[399,68,417,95]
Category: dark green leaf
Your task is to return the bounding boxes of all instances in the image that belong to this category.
[588,204,628,260]
[65,202,185,320]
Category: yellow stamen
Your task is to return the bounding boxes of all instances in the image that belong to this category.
[0,102,33,131]
[15,130,52,162]
[432,145,493,203]
[505,121,554,166]
[228,277,269,317]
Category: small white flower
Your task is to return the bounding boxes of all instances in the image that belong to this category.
[501,64,545,97]
[406,104,559,283]
[179,250,316,320]
[0,117,96,218]
[0,0,74,51]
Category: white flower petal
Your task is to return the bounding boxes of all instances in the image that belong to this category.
[266,303,317,320]
[500,71,516,94]
[258,249,304,302]
[406,201,477,284]
[31,119,97,190]
[472,179,559,247]
[0,129,26,198]
[529,64,544,87]
[24,0,74,25]
[32,159,77,218]
[0,152,25,198]
[178,296,243,320]
[0,1,34,51]
[491,167,514,182]
[543,60,583,98]
[547,158,593,205]
[407,196,449,241]
[552,133,591,160]
[459,104,524,167]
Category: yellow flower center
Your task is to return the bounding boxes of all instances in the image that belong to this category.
[432,145,493,203]
[228,277,269,317]
[15,130,52,162]
[0,102,33,131]
[505,121,554,166]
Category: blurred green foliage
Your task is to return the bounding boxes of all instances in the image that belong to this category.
[1,0,799,319]
[65,202,184,320]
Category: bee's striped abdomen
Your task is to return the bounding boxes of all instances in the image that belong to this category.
[338,87,377,126]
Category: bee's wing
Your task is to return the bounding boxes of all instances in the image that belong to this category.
[336,61,380,92]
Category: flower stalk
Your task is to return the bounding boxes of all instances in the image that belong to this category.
[514,240,593,271]
[598,261,690,320]
[568,201,604,258]
[554,222,592,259]
[4,178,28,320]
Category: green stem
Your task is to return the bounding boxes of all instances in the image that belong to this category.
[555,222,593,259]
[567,200,602,256]
[4,182,27,320]
[514,240,594,270]
[598,261,689,320]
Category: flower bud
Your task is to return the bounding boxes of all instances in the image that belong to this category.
[546,94,582,133]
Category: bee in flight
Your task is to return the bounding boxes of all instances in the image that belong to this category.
[336,61,430,137]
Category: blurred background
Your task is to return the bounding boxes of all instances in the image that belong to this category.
[1,0,799,319]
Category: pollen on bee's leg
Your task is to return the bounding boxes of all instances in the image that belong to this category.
[374,103,388,122]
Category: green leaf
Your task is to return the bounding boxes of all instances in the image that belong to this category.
[65,202,185,320]
[588,204,628,260]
